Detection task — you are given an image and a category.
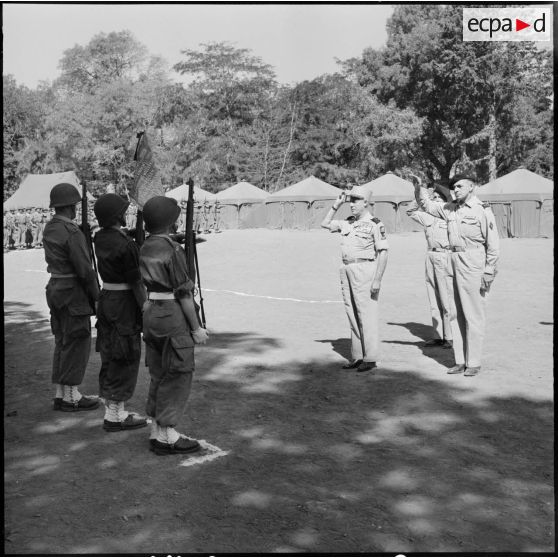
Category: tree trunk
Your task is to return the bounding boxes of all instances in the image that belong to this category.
[488,110,497,181]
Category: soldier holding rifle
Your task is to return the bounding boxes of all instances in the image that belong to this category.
[93,193,148,432]
[139,196,209,456]
[43,183,100,411]
[411,173,499,377]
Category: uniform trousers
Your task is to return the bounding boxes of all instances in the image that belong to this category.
[46,278,93,385]
[340,260,380,363]
[143,300,195,427]
[96,290,142,401]
[33,224,44,246]
[425,251,455,341]
[450,249,487,368]
[3,227,10,248]
[17,225,27,247]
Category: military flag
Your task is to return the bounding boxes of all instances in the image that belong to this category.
[130,131,164,210]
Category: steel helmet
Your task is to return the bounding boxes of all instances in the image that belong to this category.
[143,196,180,233]
[94,193,130,227]
[49,183,82,208]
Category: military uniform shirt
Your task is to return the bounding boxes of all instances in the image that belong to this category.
[43,214,100,300]
[417,190,499,274]
[406,201,450,250]
[140,235,194,298]
[329,211,389,261]
[94,228,142,284]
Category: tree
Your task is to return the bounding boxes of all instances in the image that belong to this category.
[344,5,553,184]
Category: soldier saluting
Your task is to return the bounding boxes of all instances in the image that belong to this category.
[321,185,389,372]
[411,173,500,377]
[43,183,100,411]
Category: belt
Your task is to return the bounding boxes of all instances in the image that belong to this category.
[50,273,77,279]
[343,258,375,264]
[103,283,132,291]
[450,246,483,252]
[148,292,175,300]
[429,247,450,252]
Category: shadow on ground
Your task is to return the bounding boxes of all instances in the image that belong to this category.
[4,302,554,554]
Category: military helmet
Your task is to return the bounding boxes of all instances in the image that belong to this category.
[49,183,82,208]
[94,193,129,227]
[143,196,180,233]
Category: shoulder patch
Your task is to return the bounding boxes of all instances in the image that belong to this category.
[372,217,381,224]
[63,220,80,234]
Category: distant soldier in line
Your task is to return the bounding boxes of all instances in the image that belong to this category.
[321,185,389,372]
[43,183,100,411]
[412,174,500,377]
[140,196,209,455]
[93,193,147,432]
[31,207,43,248]
[26,208,37,248]
[406,186,455,349]
[15,208,27,249]
[4,209,12,249]
[7,209,17,249]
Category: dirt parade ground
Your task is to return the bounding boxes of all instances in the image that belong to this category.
[3,229,554,554]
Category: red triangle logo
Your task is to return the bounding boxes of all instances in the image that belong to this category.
[516,19,530,31]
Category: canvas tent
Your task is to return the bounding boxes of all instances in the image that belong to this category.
[3,171,93,210]
[360,173,419,233]
[477,169,554,238]
[215,181,268,229]
[165,184,216,203]
[266,176,343,229]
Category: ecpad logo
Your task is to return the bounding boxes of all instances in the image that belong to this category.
[463,7,551,42]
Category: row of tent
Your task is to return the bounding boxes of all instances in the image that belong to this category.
[165,170,554,238]
[4,169,554,238]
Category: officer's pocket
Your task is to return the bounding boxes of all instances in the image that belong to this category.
[164,335,194,374]
[46,281,74,310]
[111,324,141,362]
[64,306,92,343]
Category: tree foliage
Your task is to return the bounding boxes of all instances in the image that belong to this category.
[3,24,552,202]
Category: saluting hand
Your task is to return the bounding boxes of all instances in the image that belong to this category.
[192,327,209,345]
[332,192,346,211]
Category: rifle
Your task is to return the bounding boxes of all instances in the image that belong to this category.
[184,178,206,328]
[81,180,101,292]
[133,131,146,247]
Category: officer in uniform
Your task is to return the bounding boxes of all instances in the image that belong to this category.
[6,209,16,249]
[93,194,148,432]
[412,174,500,377]
[321,185,389,372]
[43,183,100,411]
[406,187,455,349]
[4,209,12,249]
[140,196,209,455]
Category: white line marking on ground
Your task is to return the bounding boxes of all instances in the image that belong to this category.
[25,269,48,273]
[178,440,229,467]
[203,287,342,304]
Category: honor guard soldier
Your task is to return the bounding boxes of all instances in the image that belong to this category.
[406,186,456,349]
[43,183,100,411]
[412,174,500,377]
[321,185,389,372]
[6,209,17,249]
[25,208,35,248]
[140,196,209,455]
[93,193,148,432]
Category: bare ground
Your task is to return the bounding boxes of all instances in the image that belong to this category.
[3,230,554,554]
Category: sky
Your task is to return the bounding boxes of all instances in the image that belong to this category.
[3,4,395,88]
